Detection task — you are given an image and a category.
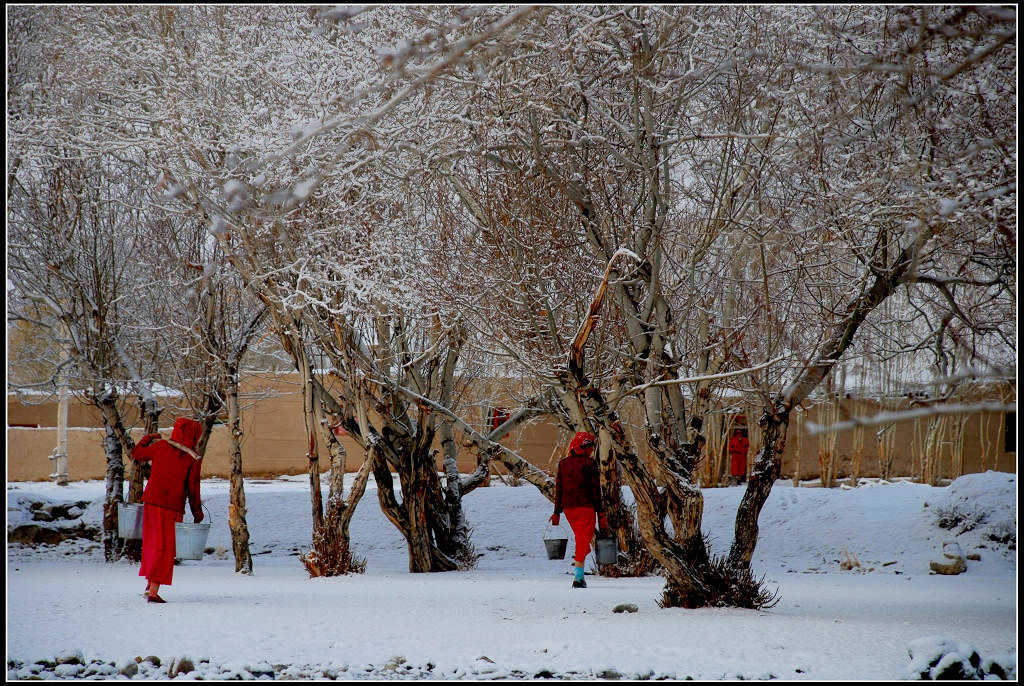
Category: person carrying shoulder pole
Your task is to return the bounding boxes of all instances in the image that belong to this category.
[130,416,205,603]
[550,431,608,589]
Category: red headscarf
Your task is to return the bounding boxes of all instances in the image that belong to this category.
[170,416,203,450]
[569,431,596,456]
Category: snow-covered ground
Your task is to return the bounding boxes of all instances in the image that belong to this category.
[6,471,1017,680]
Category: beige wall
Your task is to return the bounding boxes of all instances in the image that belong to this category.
[726,399,1015,482]
[5,374,567,481]
[7,380,1015,483]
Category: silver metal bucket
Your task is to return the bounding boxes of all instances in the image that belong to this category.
[544,537,569,560]
[544,521,569,559]
[117,502,144,540]
[175,505,212,560]
[595,535,618,565]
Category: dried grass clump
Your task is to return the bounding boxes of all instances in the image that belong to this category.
[932,503,987,534]
[300,525,366,577]
[658,550,780,610]
[453,533,482,571]
[985,521,1016,550]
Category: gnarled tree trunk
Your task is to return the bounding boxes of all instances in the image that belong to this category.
[96,388,135,562]
[727,407,789,568]
[225,371,253,574]
[729,239,921,569]
[101,422,125,563]
[122,395,161,562]
[297,344,325,535]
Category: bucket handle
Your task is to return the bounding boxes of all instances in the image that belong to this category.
[193,502,212,524]
[544,521,567,539]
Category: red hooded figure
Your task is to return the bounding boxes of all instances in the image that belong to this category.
[131,416,204,602]
[551,432,608,585]
[729,429,750,481]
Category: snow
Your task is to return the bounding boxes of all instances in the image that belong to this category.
[938,198,961,216]
[923,471,1017,546]
[8,388,55,397]
[905,635,1015,680]
[292,176,317,200]
[6,472,1017,680]
[7,381,186,399]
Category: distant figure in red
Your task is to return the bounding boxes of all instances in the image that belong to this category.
[550,431,608,589]
[131,417,205,603]
[729,428,750,485]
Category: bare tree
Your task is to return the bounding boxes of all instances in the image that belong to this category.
[7,151,162,561]
[9,4,1012,606]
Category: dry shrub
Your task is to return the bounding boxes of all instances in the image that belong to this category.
[932,502,987,534]
[985,521,1016,550]
[300,524,366,577]
[658,539,780,610]
[839,547,861,570]
[452,528,482,570]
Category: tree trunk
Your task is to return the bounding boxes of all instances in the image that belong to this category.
[302,412,373,576]
[728,239,921,570]
[101,423,125,563]
[923,415,946,486]
[728,408,789,568]
[334,431,375,542]
[299,353,324,534]
[574,377,709,604]
[397,443,459,573]
[477,451,492,487]
[369,422,460,573]
[403,462,436,573]
[595,426,649,576]
[226,373,253,575]
[324,429,347,530]
[440,420,473,562]
[356,396,455,572]
[127,396,161,502]
[193,391,222,458]
[95,390,131,562]
[372,453,407,534]
[123,396,161,562]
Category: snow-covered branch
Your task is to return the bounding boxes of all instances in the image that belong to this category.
[807,402,1016,436]
[620,355,790,399]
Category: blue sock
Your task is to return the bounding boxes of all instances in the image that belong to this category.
[573,565,584,581]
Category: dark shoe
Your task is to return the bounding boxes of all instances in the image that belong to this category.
[146,594,167,603]
[571,578,587,589]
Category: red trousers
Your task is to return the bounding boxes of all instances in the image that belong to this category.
[564,506,596,565]
[139,504,181,586]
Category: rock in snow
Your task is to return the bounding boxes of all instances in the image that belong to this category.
[907,636,1016,680]
[929,541,967,575]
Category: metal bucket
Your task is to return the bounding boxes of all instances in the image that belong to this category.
[595,535,618,565]
[544,537,569,560]
[175,505,212,560]
[117,502,144,540]
[543,521,569,560]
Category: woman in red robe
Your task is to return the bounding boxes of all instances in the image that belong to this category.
[729,428,750,485]
[131,416,205,603]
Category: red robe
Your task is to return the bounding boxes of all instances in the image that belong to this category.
[131,417,204,585]
[729,434,750,477]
